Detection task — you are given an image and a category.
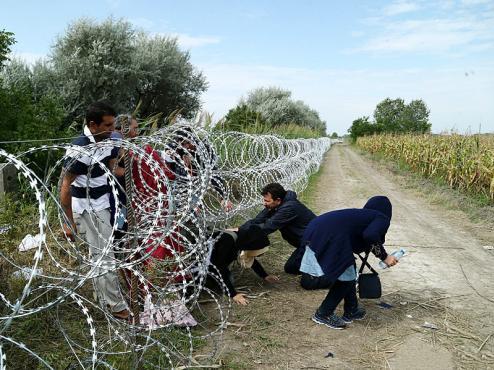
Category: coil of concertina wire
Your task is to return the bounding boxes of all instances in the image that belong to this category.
[0,124,331,369]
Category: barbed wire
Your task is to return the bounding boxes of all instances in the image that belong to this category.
[0,124,331,369]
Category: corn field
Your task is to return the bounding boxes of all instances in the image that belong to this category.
[357,134,494,202]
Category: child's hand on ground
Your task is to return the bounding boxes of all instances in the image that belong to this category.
[232,293,249,305]
[264,275,280,283]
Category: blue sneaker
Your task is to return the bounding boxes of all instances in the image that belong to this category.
[312,311,347,330]
[342,306,366,323]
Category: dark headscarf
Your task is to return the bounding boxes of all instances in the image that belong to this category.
[236,223,271,251]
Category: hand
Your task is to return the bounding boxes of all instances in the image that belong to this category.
[232,293,249,306]
[221,199,234,212]
[264,275,280,283]
[383,255,398,267]
[63,221,77,242]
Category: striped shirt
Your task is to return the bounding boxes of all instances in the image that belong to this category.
[65,126,118,214]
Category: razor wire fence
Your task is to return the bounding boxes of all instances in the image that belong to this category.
[0,124,331,369]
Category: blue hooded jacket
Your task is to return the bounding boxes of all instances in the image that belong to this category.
[301,196,392,282]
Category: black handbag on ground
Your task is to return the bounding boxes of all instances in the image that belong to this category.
[357,251,382,299]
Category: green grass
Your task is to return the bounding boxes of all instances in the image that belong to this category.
[0,195,207,369]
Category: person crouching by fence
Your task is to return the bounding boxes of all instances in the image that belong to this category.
[238,183,316,275]
[300,196,398,330]
[209,224,279,305]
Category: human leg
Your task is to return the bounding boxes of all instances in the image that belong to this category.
[284,247,304,275]
[341,282,366,323]
[310,280,349,329]
[300,273,333,290]
[343,281,358,313]
[317,280,350,315]
[75,209,128,313]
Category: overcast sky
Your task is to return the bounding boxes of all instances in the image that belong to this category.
[2,0,493,134]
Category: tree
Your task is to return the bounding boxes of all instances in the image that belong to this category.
[0,66,65,176]
[31,17,207,127]
[223,104,263,131]
[243,87,297,126]
[0,29,15,69]
[400,99,431,133]
[132,34,207,119]
[330,132,338,139]
[348,116,378,142]
[374,98,431,133]
[348,98,432,140]
[49,18,137,120]
[240,86,326,135]
[373,98,406,132]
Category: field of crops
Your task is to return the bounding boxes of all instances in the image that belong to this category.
[357,134,494,201]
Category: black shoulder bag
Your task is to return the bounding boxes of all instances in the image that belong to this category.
[357,251,382,299]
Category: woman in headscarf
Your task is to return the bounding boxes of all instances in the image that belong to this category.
[299,196,398,330]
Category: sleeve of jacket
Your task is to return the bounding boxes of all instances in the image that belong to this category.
[251,208,270,225]
[251,259,268,279]
[362,215,390,260]
[259,204,298,235]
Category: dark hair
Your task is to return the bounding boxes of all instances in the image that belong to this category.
[261,183,286,201]
[85,100,116,125]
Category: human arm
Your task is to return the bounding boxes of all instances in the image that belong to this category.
[251,259,268,279]
[108,158,125,178]
[258,205,297,235]
[218,268,249,305]
[251,259,280,283]
[251,208,270,225]
[60,171,77,241]
[362,216,390,261]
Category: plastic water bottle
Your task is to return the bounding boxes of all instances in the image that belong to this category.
[379,248,406,269]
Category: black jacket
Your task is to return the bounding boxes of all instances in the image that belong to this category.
[302,196,392,282]
[250,191,316,248]
[210,231,268,297]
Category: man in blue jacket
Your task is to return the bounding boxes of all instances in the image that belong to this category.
[243,183,316,274]
[300,196,398,330]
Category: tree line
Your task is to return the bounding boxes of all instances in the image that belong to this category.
[222,87,327,136]
[348,98,431,141]
[1,18,327,154]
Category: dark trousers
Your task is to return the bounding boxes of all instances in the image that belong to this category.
[318,280,358,316]
[300,273,333,290]
[284,246,305,275]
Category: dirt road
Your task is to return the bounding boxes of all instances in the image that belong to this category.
[218,144,494,370]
